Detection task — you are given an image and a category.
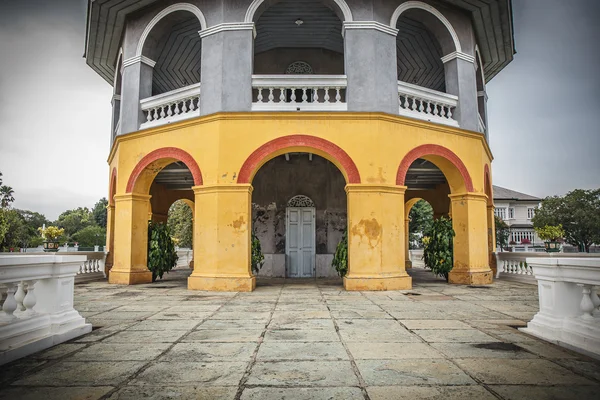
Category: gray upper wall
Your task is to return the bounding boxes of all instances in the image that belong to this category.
[86,0,514,85]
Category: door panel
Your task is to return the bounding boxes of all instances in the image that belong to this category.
[286,207,315,278]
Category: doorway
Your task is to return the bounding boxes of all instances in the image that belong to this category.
[285,195,316,278]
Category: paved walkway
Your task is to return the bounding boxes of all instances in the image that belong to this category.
[1,268,599,399]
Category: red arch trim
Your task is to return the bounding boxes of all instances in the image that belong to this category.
[126,147,203,193]
[396,144,474,192]
[237,135,361,184]
[109,168,117,206]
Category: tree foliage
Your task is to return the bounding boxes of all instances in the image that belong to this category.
[409,200,434,235]
[0,172,15,209]
[422,217,455,281]
[532,189,600,252]
[92,198,108,228]
[147,221,178,282]
[251,232,265,274]
[56,207,95,239]
[167,200,193,248]
[495,215,510,251]
[72,225,106,247]
[332,230,348,277]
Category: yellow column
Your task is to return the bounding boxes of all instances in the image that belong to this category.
[487,205,497,276]
[344,184,412,291]
[448,193,493,285]
[109,194,153,284]
[105,204,115,273]
[404,218,412,269]
[188,184,255,292]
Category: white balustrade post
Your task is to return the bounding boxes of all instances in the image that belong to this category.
[94,245,99,252]
[1,284,18,321]
[578,284,596,320]
[21,281,37,317]
[590,287,600,316]
[14,282,26,311]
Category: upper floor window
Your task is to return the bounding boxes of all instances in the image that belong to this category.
[527,208,535,219]
[495,207,506,220]
[508,208,515,219]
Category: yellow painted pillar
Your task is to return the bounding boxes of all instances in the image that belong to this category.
[344,184,412,291]
[188,184,255,292]
[487,205,497,276]
[404,218,412,269]
[448,193,493,285]
[109,194,153,284]
[105,204,115,274]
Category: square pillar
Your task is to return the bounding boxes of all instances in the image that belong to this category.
[119,56,154,135]
[344,184,412,291]
[405,218,412,269]
[109,194,153,284]
[200,24,254,115]
[343,22,399,114]
[443,53,478,132]
[105,204,115,273]
[487,205,497,276]
[448,193,493,284]
[188,184,255,292]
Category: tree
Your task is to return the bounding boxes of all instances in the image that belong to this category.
[408,200,433,248]
[0,209,28,251]
[0,172,15,208]
[532,189,600,252]
[167,200,193,248]
[92,198,108,228]
[72,225,106,247]
[0,209,8,246]
[495,215,510,251]
[56,207,95,239]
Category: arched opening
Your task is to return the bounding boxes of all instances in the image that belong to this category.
[404,197,434,269]
[251,153,347,280]
[392,2,463,126]
[167,199,194,269]
[251,0,348,110]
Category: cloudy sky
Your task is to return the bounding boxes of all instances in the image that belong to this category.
[0,0,598,220]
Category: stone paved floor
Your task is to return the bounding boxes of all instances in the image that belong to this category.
[1,267,599,400]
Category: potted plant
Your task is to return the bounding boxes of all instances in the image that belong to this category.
[38,226,65,252]
[535,224,565,253]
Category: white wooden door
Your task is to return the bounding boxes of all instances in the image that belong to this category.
[286,207,315,278]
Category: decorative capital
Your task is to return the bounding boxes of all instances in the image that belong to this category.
[342,21,399,38]
[122,55,156,69]
[345,184,407,195]
[199,23,256,39]
[441,51,476,64]
[192,184,253,195]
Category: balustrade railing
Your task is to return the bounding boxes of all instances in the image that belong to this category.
[140,83,201,129]
[397,81,458,128]
[252,75,347,111]
[521,257,600,358]
[0,254,91,365]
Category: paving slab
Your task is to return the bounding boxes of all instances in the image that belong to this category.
[490,385,600,400]
[129,361,247,386]
[106,386,236,399]
[67,343,172,361]
[399,319,472,329]
[263,329,340,342]
[429,342,538,359]
[367,385,497,400]
[346,342,444,360]
[183,328,264,342]
[412,328,497,343]
[159,342,256,362]
[246,361,359,386]
[101,329,187,343]
[454,358,597,385]
[257,341,348,360]
[0,386,114,400]
[240,387,364,399]
[356,359,476,386]
[12,361,147,386]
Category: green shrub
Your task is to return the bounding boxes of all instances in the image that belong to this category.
[332,230,348,277]
[423,217,455,281]
[251,232,265,273]
[535,224,565,241]
[147,221,178,282]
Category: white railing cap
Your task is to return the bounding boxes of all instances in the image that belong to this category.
[252,75,347,88]
[141,82,202,110]
[398,80,458,106]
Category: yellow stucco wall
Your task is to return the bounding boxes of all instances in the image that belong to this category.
[106,112,494,290]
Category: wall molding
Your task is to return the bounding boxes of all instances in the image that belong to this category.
[199,23,256,39]
[441,51,475,64]
[342,21,399,37]
[122,55,156,69]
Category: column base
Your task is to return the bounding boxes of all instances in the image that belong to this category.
[188,275,256,292]
[448,269,493,285]
[343,275,412,291]
[405,261,413,269]
[108,269,153,285]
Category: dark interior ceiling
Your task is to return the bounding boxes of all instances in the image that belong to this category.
[405,159,447,190]
[146,12,202,95]
[254,0,343,54]
[396,15,445,92]
[153,162,194,190]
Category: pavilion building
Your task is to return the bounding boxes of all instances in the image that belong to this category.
[84,0,515,291]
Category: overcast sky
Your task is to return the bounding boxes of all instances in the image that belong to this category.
[0,0,598,220]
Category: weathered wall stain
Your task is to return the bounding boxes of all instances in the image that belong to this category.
[366,167,386,184]
[351,218,382,248]
[231,215,246,230]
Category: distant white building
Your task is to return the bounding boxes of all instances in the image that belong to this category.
[493,186,542,247]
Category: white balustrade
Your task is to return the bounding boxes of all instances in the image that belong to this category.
[252,75,347,111]
[397,81,458,128]
[140,83,201,129]
[521,257,600,359]
[0,254,92,365]
[175,248,193,269]
[494,252,549,279]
